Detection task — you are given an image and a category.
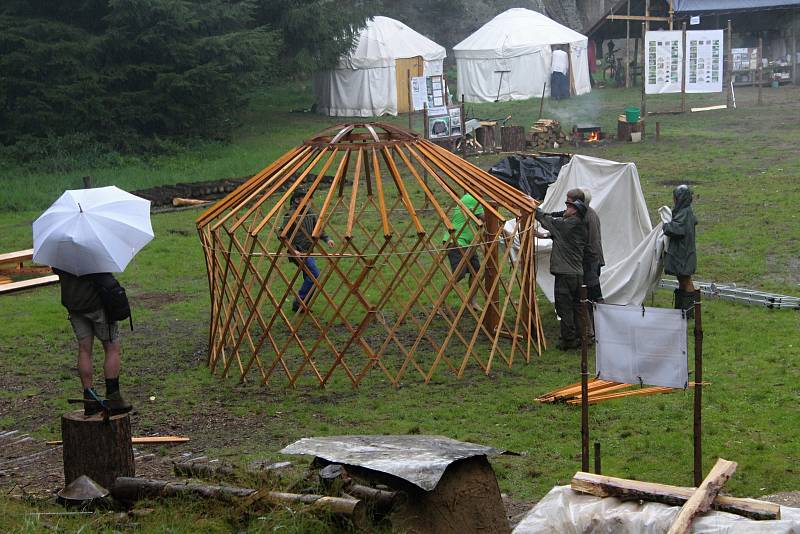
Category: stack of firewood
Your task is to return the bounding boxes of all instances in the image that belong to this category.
[527,119,569,150]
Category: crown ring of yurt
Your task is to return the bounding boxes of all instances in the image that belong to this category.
[197,123,544,388]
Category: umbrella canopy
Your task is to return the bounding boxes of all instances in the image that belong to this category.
[33,186,154,276]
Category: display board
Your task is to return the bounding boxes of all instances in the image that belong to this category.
[685,30,723,93]
[645,31,684,94]
[427,105,463,140]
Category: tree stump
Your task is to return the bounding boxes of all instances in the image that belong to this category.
[62,410,134,489]
[476,124,498,152]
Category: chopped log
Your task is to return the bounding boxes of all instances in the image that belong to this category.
[111,477,367,526]
[62,411,135,490]
[174,461,237,481]
[172,197,210,207]
[500,126,526,152]
[667,458,738,534]
[571,471,778,520]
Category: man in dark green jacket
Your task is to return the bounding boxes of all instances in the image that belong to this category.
[663,184,697,316]
[536,198,588,350]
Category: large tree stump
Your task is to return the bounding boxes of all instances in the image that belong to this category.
[61,410,134,489]
[500,125,526,152]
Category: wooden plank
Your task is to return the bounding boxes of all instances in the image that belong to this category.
[691,105,728,112]
[47,435,190,446]
[667,458,738,534]
[571,471,779,521]
[0,249,34,264]
[607,14,670,21]
[0,275,59,294]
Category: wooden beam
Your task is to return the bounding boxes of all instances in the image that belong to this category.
[0,275,59,294]
[0,249,34,265]
[607,15,669,22]
[667,458,738,534]
[571,471,779,521]
[47,436,190,446]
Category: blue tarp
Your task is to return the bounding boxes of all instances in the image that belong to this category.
[673,0,800,12]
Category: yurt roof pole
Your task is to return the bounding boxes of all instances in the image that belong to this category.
[391,146,452,234]
[370,148,392,239]
[345,149,364,240]
[276,147,340,239]
[380,147,425,236]
[212,146,318,233]
[314,150,351,239]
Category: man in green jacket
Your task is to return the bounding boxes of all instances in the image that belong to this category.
[441,193,485,313]
[663,184,697,317]
[536,198,588,350]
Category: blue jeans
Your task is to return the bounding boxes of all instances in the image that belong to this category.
[296,256,320,303]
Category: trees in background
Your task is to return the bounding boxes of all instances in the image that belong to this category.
[0,0,370,158]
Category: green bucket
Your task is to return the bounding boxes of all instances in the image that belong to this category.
[624,107,641,123]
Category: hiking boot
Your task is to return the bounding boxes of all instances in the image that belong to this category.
[83,388,104,417]
[105,391,133,415]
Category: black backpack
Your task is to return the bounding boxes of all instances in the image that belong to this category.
[92,273,133,331]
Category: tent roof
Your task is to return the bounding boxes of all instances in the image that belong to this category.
[672,0,800,12]
[340,16,446,70]
[453,8,587,60]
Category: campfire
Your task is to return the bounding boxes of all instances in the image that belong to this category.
[573,124,603,142]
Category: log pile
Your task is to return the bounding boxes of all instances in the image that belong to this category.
[527,119,569,150]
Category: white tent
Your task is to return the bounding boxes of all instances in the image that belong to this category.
[453,8,591,103]
[504,155,667,306]
[314,16,446,117]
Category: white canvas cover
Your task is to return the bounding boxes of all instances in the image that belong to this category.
[528,155,665,306]
[594,304,688,389]
[314,16,446,117]
[514,486,800,534]
[453,8,590,102]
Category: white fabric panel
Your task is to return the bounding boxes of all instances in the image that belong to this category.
[594,303,688,389]
[314,67,397,117]
[534,156,654,304]
[514,486,800,534]
[454,8,591,102]
[645,30,685,94]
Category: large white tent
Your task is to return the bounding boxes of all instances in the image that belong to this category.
[453,8,591,103]
[313,16,446,117]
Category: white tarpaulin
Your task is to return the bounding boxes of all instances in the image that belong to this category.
[645,30,684,94]
[530,155,664,306]
[685,30,724,93]
[314,16,446,117]
[594,303,688,389]
[513,486,800,534]
[453,8,590,103]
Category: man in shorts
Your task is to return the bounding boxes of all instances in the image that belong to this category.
[54,268,132,416]
[441,193,485,313]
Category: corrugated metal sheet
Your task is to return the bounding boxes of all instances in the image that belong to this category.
[673,0,800,12]
[280,435,504,491]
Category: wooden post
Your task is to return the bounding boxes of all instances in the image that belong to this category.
[641,22,648,119]
[580,285,590,472]
[669,0,674,30]
[726,20,733,108]
[792,16,798,85]
[645,0,651,31]
[656,121,661,140]
[681,23,687,113]
[62,411,134,490]
[407,69,413,131]
[757,35,764,105]
[82,175,92,189]
[483,204,500,335]
[693,290,704,487]
[626,0,631,88]
[460,94,466,155]
[594,442,601,474]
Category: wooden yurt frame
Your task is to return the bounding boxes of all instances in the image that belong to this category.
[197,123,544,387]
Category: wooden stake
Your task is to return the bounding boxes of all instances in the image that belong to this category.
[693,290,704,486]
[580,285,590,472]
[757,35,763,106]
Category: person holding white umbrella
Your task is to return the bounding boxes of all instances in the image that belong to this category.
[33,186,154,416]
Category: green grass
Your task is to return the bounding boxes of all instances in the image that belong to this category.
[1,83,799,529]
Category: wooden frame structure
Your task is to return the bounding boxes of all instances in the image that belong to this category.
[197,123,543,387]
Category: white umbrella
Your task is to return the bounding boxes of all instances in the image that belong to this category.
[33,186,154,276]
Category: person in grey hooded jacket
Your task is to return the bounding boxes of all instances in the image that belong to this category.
[663,184,697,316]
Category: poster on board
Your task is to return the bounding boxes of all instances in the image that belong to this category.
[428,113,450,139]
[645,30,684,94]
[410,76,427,111]
[685,30,723,93]
[448,107,462,137]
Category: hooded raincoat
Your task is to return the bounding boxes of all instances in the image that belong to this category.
[663,186,697,276]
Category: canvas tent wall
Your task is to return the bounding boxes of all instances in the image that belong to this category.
[453,8,591,103]
[314,16,446,117]
[525,155,666,306]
